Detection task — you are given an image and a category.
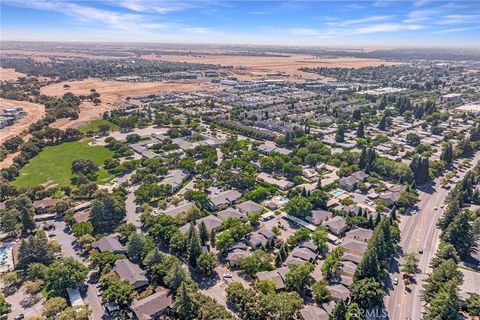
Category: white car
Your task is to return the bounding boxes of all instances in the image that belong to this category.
[393,278,398,285]
[434,206,438,210]
[223,273,233,279]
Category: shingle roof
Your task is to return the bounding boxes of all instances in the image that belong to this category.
[236,200,263,214]
[113,259,148,289]
[216,208,246,221]
[92,234,126,253]
[131,287,173,320]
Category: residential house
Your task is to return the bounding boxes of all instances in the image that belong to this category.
[33,198,59,214]
[131,287,173,320]
[307,209,333,226]
[179,215,223,234]
[256,266,290,290]
[113,259,149,290]
[299,306,329,320]
[344,228,373,243]
[246,228,275,249]
[285,240,318,266]
[226,242,251,267]
[339,171,369,191]
[327,284,350,302]
[208,190,242,211]
[92,234,126,254]
[159,169,189,193]
[377,185,406,205]
[257,172,294,191]
[217,208,246,221]
[236,200,263,215]
[341,238,368,257]
[322,216,348,236]
[161,202,196,218]
[73,211,90,224]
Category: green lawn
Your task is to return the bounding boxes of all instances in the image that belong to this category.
[13,140,115,188]
[78,119,120,134]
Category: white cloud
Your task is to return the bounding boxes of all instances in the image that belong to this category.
[288,28,321,36]
[436,14,480,25]
[353,23,424,34]
[116,0,197,14]
[433,26,479,34]
[183,27,210,34]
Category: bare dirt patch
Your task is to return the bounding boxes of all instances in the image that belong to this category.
[0,68,27,81]
[41,78,219,129]
[0,99,45,143]
[153,54,401,79]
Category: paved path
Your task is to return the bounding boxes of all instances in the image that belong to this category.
[386,152,480,320]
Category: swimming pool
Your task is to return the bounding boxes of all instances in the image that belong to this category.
[330,189,346,198]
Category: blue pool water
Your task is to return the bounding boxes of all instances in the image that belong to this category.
[330,189,346,197]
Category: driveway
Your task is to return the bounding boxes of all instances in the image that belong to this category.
[4,285,44,320]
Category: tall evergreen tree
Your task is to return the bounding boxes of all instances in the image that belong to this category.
[441,211,476,258]
[175,282,196,320]
[198,221,209,246]
[440,143,454,164]
[329,299,347,320]
[187,223,202,267]
[357,121,365,138]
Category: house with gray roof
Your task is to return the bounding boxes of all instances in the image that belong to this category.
[322,216,348,236]
[339,171,369,191]
[307,209,333,226]
[92,234,126,254]
[208,189,242,211]
[217,208,246,221]
[161,202,196,218]
[131,287,173,320]
[236,200,263,215]
[256,266,289,290]
[159,169,189,193]
[285,241,318,266]
[344,228,373,243]
[226,242,251,267]
[299,305,329,320]
[341,238,368,257]
[113,259,149,290]
[246,228,275,249]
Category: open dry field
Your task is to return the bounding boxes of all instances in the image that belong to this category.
[0,99,45,143]
[152,54,402,79]
[41,78,219,129]
[0,68,27,81]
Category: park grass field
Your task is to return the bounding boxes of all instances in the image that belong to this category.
[78,119,120,134]
[13,140,115,188]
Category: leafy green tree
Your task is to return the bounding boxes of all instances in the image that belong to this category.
[143,248,164,269]
[312,280,331,304]
[42,297,68,318]
[350,277,385,309]
[260,291,303,320]
[287,227,310,247]
[90,251,125,272]
[285,263,314,293]
[196,252,218,277]
[90,195,126,233]
[466,293,480,317]
[424,281,460,320]
[103,277,133,306]
[127,232,147,261]
[17,233,55,268]
[322,246,344,280]
[311,226,328,253]
[45,257,88,295]
[237,250,273,276]
[15,194,36,232]
[175,282,197,320]
[329,300,347,320]
[441,210,476,258]
[421,259,463,304]
[255,279,276,295]
[401,252,418,276]
[56,305,91,320]
[430,244,459,269]
[285,196,312,219]
[0,293,11,316]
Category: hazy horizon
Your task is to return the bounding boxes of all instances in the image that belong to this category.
[1,0,479,48]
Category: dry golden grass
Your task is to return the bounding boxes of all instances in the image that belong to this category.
[0,99,45,143]
[0,68,27,81]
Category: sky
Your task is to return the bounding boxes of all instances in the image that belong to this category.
[1,0,479,48]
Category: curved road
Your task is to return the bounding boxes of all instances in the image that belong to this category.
[386,152,480,320]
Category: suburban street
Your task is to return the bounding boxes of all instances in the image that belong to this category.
[386,152,480,320]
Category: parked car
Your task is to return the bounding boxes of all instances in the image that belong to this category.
[393,278,398,285]
[223,273,233,279]
[418,248,423,254]
[14,314,25,320]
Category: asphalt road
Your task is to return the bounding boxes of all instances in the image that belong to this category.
[386,152,480,320]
